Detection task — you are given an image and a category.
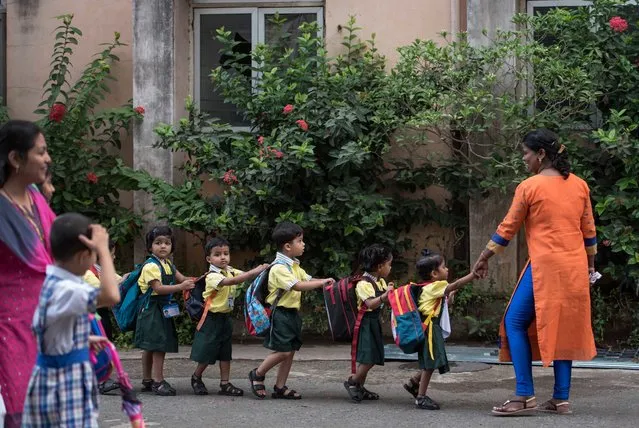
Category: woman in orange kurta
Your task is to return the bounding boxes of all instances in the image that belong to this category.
[473,129,597,417]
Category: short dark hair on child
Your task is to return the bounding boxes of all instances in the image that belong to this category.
[50,213,92,262]
[416,248,445,280]
[359,244,393,272]
[272,221,303,250]
[145,225,175,253]
[205,237,231,257]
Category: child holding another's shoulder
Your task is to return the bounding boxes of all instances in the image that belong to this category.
[134,226,195,396]
[344,244,392,403]
[190,237,268,396]
[248,221,334,400]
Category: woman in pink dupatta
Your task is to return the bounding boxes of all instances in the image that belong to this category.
[0,120,55,427]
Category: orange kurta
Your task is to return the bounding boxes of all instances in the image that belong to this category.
[487,174,597,367]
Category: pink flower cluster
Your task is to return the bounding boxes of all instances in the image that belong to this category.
[296,119,309,131]
[609,16,628,33]
[49,103,66,122]
[86,172,98,184]
[257,136,284,159]
[223,169,238,185]
[281,104,309,132]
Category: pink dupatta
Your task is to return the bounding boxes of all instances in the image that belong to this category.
[0,188,55,420]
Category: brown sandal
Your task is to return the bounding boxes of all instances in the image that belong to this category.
[491,396,537,416]
[537,400,572,415]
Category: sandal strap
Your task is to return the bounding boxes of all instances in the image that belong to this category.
[497,396,536,409]
[220,382,241,392]
[251,369,266,381]
[275,385,299,396]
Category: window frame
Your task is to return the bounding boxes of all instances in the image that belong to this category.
[527,0,592,15]
[193,5,323,129]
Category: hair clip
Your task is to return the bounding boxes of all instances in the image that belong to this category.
[558,144,566,154]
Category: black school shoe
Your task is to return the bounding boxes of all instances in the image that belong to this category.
[141,379,154,392]
[99,379,120,395]
[416,395,440,410]
[153,380,177,396]
[191,375,209,395]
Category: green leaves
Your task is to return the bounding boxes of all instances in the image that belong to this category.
[147,17,440,285]
[30,15,144,247]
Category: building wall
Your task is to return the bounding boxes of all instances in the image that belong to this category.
[6,0,133,120]
[6,0,469,281]
[325,0,454,65]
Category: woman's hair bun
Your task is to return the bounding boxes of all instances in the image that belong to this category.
[420,248,432,257]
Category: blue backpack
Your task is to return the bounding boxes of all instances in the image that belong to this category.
[244,261,290,337]
[112,256,163,332]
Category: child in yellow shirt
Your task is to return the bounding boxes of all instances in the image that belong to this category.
[248,221,334,400]
[344,244,392,402]
[134,226,195,396]
[403,249,476,410]
[190,237,268,396]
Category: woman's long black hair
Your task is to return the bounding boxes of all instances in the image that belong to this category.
[522,128,571,179]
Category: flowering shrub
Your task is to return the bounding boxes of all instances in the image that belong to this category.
[392,0,639,343]
[145,17,437,287]
[33,15,143,245]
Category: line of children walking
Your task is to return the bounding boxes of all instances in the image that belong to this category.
[23,215,477,426]
[132,220,477,410]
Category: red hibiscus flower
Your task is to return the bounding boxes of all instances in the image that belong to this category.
[268,147,284,159]
[223,169,238,185]
[86,172,98,184]
[609,16,628,32]
[282,104,294,115]
[296,119,309,131]
[258,136,264,145]
[134,106,145,115]
[49,103,66,122]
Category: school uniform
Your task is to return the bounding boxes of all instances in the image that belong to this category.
[417,280,450,374]
[83,265,121,340]
[22,266,100,427]
[133,258,178,353]
[190,265,242,364]
[263,252,311,352]
[355,273,387,366]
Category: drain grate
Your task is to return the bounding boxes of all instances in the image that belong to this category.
[596,348,639,360]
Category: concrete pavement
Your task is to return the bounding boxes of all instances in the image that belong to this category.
[100,343,639,427]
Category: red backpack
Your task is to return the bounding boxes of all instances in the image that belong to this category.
[323,275,361,342]
[323,275,380,373]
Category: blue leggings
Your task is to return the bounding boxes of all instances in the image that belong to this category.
[504,264,572,400]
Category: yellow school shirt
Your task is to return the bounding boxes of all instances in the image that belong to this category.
[266,253,311,310]
[138,259,174,296]
[83,266,122,289]
[418,280,448,317]
[203,266,243,314]
[356,274,388,311]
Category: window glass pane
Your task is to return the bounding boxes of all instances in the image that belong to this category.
[264,13,318,48]
[199,14,251,126]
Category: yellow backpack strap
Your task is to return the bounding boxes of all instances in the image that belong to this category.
[422,297,443,360]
